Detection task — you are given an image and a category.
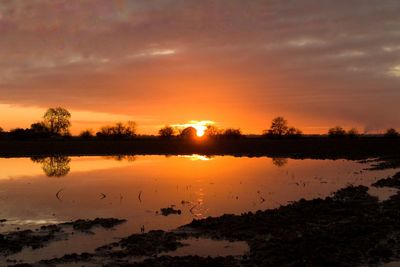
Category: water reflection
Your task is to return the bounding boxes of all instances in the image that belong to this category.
[1,155,398,231]
[31,156,71,177]
[272,157,288,167]
[179,154,213,161]
[1,155,398,264]
[103,155,137,162]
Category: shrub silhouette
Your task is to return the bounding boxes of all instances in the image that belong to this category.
[328,126,346,138]
[221,128,242,139]
[159,126,175,138]
[286,127,303,138]
[179,127,197,139]
[43,107,71,136]
[30,122,51,138]
[79,129,94,139]
[96,121,137,139]
[347,128,359,138]
[204,125,222,137]
[9,128,32,140]
[384,128,399,138]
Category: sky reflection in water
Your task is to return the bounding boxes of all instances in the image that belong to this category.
[0,155,398,262]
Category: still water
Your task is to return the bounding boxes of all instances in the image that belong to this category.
[0,155,397,262]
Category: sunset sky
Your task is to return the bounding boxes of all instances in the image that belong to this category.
[0,0,400,134]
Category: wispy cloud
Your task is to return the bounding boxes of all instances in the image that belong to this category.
[0,0,400,133]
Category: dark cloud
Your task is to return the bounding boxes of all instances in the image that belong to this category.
[0,0,400,132]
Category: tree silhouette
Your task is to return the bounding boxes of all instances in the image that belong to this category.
[159,126,175,138]
[0,126,3,133]
[105,155,137,162]
[31,156,71,177]
[286,127,303,138]
[30,122,50,138]
[347,128,359,138]
[97,121,137,139]
[267,117,288,136]
[79,129,94,139]
[328,126,346,138]
[43,107,71,136]
[384,128,399,138]
[272,157,288,167]
[221,128,242,139]
[179,127,197,139]
[264,117,302,138]
[204,125,221,137]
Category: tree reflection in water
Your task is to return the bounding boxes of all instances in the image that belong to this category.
[272,157,288,167]
[103,155,137,162]
[31,156,71,177]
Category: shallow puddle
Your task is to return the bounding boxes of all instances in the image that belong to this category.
[0,155,398,264]
[163,237,249,257]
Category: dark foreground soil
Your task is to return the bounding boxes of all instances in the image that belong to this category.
[0,218,125,257]
[4,172,400,266]
[1,137,400,160]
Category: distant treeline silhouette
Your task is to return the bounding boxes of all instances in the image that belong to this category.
[0,107,399,140]
[158,125,242,139]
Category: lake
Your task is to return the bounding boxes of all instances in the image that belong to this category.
[0,155,398,263]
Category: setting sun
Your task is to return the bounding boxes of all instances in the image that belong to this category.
[172,120,214,138]
[193,125,206,137]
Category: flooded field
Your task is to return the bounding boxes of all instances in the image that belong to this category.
[0,155,398,264]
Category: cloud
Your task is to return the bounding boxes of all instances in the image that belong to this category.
[0,0,400,133]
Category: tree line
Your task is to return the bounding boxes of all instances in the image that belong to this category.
[0,107,399,140]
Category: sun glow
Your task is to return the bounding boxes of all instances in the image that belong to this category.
[172,120,214,138]
[193,125,206,137]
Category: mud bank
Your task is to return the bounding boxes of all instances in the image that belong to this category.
[4,173,400,266]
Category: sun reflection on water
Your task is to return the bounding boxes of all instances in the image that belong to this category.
[179,154,212,161]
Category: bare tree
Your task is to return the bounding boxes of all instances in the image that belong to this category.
[97,121,137,139]
[159,126,175,138]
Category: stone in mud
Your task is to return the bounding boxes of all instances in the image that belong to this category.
[160,207,182,216]
[96,230,186,258]
[0,218,126,257]
[372,172,400,189]
[129,255,241,267]
[368,158,400,171]
[38,252,94,265]
[0,226,62,256]
[62,217,126,232]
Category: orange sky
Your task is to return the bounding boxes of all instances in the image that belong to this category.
[0,1,400,134]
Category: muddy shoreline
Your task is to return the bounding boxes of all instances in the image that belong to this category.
[3,172,400,266]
